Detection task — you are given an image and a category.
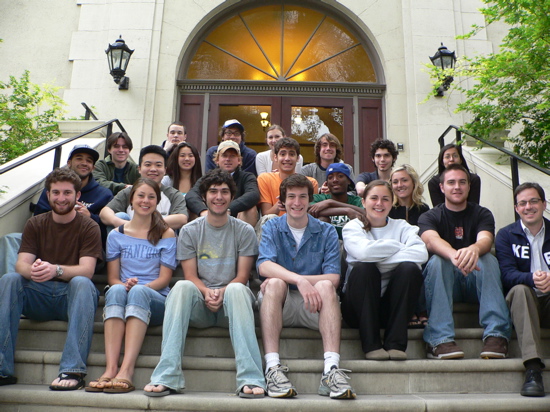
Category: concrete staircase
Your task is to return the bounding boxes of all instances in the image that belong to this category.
[1,270,550,411]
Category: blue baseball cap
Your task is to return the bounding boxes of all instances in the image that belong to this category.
[326,162,354,185]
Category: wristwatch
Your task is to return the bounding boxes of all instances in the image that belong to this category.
[56,265,63,278]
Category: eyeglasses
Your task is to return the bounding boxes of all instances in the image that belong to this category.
[516,198,542,207]
[224,130,241,137]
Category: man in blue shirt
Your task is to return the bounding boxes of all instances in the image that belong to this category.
[257,174,355,400]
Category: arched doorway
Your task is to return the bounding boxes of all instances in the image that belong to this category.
[177,2,385,171]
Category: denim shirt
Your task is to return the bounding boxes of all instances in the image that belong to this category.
[257,214,341,289]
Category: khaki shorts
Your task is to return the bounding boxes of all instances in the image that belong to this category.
[257,287,320,331]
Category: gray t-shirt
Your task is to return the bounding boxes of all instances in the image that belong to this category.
[177,216,258,288]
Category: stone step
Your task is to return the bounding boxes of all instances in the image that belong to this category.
[11,349,549,395]
[2,385,548,412]
[16,318,550,360]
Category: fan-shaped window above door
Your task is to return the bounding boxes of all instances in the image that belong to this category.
[186,4,377,83]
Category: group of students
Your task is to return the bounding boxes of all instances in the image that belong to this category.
[0,119,547,400]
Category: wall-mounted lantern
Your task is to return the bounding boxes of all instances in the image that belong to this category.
[430,43,456,96]
[106,36,134,90]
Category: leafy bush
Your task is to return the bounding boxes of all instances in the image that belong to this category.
[0,70,65,165]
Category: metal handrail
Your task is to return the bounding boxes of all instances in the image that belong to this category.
[0,119,125,175]
[81,102,98,120]
[437,125,550,191]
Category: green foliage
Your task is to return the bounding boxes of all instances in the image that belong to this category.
[426,0,550,167]
[0,70,66,165]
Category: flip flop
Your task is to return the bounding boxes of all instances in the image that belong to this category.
[408,315,424,329]
[239,384,265,398]
[49,373,85,391]
[85,377,112,392]
[143,385,181,397]
[103,378,135,393]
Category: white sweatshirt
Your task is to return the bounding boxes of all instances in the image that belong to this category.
[342,217,428,294]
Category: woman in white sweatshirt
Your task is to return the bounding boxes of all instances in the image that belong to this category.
[341,180,428,360]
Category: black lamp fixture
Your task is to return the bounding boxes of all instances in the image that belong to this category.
[429,43,457,96]
[106,36,134,90]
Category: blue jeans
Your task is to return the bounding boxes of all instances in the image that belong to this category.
[0,273,99,377]
[104,284,165,326]
[148,280,265,392]
[423,254,511,347]
[0,233,22,277]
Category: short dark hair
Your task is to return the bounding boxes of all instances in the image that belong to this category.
[440,163,470,185]
[274,137,300,156]
[514,182,545,204]
[279,174,313,203]
[106,132,133,151]
[199,169,237,200]
[370,139,398,166]
[45,167,82,193]
[167,121,186,133]
[315,133,343,165]
[139,145,168,166]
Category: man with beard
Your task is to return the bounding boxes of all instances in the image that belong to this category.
[308,163,363,240]
[0,145,112,275]
[0,168,102,390]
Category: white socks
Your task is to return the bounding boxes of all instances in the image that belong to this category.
[265,352,280,373]
[265,351,340,375]
[324,351,340,374]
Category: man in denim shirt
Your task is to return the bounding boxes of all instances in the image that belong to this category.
[257,174,355,400]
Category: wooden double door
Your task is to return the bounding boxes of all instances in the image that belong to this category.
[179,94,382,171]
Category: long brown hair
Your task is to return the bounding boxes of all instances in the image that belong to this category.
[166,142,202,192]
[129,178,169,245]
[357,180,392,232]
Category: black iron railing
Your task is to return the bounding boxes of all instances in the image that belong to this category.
[0,118,125,176]
[437,125,550,195]
[438,125,550,221]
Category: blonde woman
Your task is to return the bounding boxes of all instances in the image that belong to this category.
[389,164,429,226]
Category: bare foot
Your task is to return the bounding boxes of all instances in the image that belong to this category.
[242,385,265,396]
[144,383,168,393]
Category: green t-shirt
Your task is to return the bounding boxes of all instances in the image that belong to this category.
[311,193,363,239]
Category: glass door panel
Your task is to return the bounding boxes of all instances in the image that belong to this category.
[282,97,353,167]
[289,106,344,164]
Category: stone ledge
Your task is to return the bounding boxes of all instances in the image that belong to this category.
[0,386,548,412]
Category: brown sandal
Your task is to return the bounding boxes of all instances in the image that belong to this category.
[85,377,112,392]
